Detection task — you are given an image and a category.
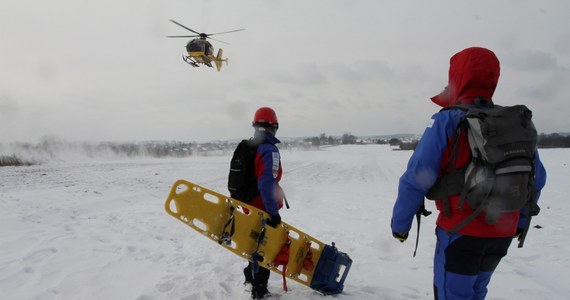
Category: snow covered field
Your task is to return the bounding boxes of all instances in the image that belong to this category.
[1,144,568,300]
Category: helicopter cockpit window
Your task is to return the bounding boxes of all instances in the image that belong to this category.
[186,40,206,52]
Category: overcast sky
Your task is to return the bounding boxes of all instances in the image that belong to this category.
[1,0,569,143]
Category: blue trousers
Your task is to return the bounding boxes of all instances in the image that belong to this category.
[433,227,512,300]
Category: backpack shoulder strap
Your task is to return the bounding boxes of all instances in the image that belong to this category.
[440,104,470,112]
[234,139,263,159]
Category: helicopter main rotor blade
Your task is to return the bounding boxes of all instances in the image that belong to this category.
[207,28,246,36]
[207,37,230,45]
[169,19,201,35]
[166,35,200,38]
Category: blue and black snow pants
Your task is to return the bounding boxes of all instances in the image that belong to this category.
[434,227,513,300]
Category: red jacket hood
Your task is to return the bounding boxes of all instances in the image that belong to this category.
[431,47,500,107]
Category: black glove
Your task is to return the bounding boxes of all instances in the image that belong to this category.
[266,214,281,228]
[513,227,525,240]
[392,232,409,243]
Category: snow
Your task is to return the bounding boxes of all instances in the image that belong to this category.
[0,145,568,299]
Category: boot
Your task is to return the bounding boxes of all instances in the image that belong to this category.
[251,266,270,299]
[251,283,269,299]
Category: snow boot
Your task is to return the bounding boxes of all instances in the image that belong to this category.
[251,283,269,299]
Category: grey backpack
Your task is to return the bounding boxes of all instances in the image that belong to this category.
[427,104,538,233]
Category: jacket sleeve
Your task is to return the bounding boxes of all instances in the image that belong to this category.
[517,150,547,228]
[391,110,464,233]
[256,144,281,215]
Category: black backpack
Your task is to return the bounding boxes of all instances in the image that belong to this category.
[427,104,539,236]
[228,139,260,202]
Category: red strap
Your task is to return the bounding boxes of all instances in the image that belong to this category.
[274,239,290,266]
[274,238,291,292]
[302,243,315,271]
[281,264,288,292]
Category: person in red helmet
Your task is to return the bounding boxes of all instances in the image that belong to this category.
[229,107,284,299]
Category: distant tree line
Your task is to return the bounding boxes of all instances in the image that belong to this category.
[101,141,198,157]
[303,133,389,146]
[537,133,570,148]
[303,133,361,146]
[388,138,419,150]
[0,137,225,166]
[12,138,205,159]
[2,133,567,167]
[0,154,34,167]
[386,133,570,151]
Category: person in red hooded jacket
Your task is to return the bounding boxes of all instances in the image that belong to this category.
[391,47,547,299]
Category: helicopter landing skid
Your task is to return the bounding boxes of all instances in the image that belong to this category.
[183,56,199,67]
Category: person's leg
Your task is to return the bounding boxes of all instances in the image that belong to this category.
[480,237,512,272]
[436,227,491,300]
[434,227,469,299]
[433,227,449,299]
[445,272,480,299]
[244,262,253,285]
[471,237,512,299]
[472,271,493,300]
[251,266,271,299]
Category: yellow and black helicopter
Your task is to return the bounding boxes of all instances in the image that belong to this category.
[167,19,244,71]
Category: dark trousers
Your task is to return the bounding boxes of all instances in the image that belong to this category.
[434,227,513,300]
[244,262,270,287]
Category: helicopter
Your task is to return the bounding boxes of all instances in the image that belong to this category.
[167,19,244,71]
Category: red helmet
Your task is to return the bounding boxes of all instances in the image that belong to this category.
[252,107,278,129]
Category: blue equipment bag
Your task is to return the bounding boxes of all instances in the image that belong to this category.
[309,243,352,295]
